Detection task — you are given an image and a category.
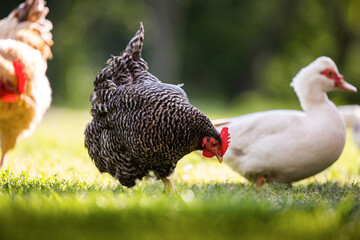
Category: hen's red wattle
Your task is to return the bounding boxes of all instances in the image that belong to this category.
[202,149,214,158]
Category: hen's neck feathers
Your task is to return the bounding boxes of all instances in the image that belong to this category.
[0,0,53,59]
[0,55,15,77]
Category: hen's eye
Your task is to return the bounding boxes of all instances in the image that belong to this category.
[211,142,217,147]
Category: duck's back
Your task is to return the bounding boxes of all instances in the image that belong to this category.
[221,105,346,183]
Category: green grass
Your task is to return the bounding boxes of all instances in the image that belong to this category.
[0,108,360,240]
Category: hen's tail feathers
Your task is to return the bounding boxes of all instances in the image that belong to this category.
[122,22,148,73]
[125,22,144,61]
[0,0,53,59]
[93,23,148,89]
[91,23,151,113]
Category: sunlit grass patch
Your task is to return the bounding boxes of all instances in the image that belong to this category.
[0,108,359,240]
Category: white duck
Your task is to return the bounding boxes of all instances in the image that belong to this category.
[213,57,357,187]
[338,105,360,149]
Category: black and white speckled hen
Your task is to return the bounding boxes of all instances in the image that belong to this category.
[84,23,230,193]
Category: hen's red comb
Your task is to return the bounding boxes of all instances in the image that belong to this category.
[13,59,27,94]
[220,127,230,155]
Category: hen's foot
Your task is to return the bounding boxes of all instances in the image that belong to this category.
[256,175,266,188]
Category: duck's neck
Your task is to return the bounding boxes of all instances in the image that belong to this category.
[295,86,335,114]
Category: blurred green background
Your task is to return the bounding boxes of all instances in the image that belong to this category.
[1,0,360,109]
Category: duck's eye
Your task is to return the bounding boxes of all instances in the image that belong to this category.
[327,71,333,77]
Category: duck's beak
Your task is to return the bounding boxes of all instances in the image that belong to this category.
[336,80,357,92]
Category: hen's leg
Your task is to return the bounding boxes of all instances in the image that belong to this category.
[256,175,266,188]
[0,152,6,168]
[1,131,19,168]
[161,177,178,195]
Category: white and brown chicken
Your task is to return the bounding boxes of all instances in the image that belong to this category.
[0,0,53,167]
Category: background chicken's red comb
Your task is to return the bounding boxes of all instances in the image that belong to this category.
[220,127,230,155]
[13,59,27,94]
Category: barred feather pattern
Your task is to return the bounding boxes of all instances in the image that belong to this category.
[84,23,221,187]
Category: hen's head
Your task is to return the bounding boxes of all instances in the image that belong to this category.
[201,127,230,163]
[0,59,27,102]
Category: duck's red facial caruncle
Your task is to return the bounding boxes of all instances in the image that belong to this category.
[320,68,357,92]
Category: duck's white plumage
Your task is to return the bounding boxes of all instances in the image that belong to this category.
[213,57,357,185]
[338,105,360,149]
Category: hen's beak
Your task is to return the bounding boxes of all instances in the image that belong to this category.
[336,80,357,92]
[215,154,223,163]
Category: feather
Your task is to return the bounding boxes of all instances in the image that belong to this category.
[212,118,230,127]
[0,0,53,59]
